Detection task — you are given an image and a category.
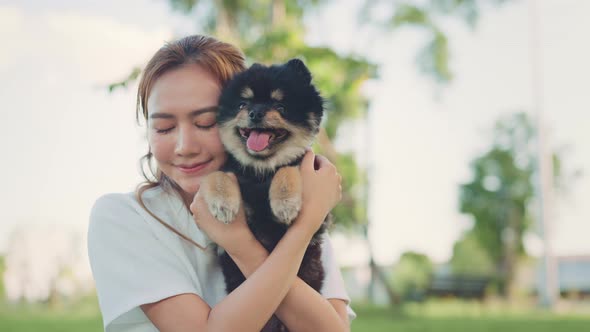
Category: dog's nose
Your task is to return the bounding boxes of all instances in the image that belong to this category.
[248,110,265,123]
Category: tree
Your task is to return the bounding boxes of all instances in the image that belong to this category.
[457,112,569,297]
[390,251,434,300]
[450,230,496,276]
[361,0,510,83]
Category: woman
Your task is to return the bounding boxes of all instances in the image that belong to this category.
[88,35,354,332]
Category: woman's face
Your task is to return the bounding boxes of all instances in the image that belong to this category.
[147,64,227,199]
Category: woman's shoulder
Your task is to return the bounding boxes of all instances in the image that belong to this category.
[89,187,164,236]
[90,192,138,223]
[92,186,165,215]
[93,186,163,210]
[92,192,134,209]
[89,192,138,242]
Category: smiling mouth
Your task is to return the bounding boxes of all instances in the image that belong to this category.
[176,160,211,173]
[237,127,289,152]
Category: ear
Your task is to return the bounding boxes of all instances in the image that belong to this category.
[249,63,267,71]
[286,58,312,84]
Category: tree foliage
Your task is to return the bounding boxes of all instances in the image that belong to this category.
[390,251,434,300]
[456,112,569,295]
[450,230,496,276]
[361,0,510,83]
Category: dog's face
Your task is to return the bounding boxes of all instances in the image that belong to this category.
[217,59,323,173]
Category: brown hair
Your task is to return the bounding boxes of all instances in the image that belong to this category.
[135,35,246,250]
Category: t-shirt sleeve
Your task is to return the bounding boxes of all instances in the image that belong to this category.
[87,194,202,327]
[320,233,357,322]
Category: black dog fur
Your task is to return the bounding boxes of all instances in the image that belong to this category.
[215,59,330,332]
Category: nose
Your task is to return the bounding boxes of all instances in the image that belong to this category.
[175,125,201,156]
[248,109,265,123]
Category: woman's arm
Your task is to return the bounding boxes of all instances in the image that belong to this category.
[142,217,316,332]
[231,228,350,332]
[142,212,349,332]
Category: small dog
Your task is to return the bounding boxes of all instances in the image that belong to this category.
[199,59,330,331]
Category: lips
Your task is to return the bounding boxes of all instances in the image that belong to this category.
[176,160,211,174]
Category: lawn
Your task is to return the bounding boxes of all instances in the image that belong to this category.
[1,299,589,331]
[351,304,590,332]
[0,296,103,332]
[0,313,103,332]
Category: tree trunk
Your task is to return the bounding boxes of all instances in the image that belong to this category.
[214,0,235,40]
[271,0,286,27]
[318,129,400,305]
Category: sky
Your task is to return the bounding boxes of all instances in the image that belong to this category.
[0,0,589,267]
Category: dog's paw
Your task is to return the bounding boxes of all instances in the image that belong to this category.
[206,196,239,224]
[200,172,241,224]
[270,196,301,225]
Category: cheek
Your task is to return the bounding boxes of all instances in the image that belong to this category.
[209,128,227,156]
[148,134,173,163]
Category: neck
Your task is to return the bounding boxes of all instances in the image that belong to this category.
[181,192,194,211]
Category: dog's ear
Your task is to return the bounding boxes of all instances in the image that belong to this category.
[286,58,312,84]
[249,63,267,71]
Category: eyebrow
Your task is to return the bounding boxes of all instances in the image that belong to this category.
[149,106,218,119]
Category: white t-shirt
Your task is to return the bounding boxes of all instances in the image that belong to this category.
[88,186,355,332]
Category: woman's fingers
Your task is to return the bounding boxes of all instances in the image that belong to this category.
[314,154,337,175]
[301,150,316,173]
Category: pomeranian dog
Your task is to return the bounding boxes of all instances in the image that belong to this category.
[199,59,330,331]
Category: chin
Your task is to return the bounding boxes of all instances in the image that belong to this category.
[183,180,203,195]
[168,176,201,198]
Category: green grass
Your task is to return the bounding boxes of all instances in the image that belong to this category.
[0,314,103,332]
[352,316,590,332]
[351,301,590,332]
[0,296,103,332]
[1,298,589,332]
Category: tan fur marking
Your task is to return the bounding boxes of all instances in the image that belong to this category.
[264,110,287,126]
[270,166,302,225]
[270,167,301,200]
[308,113,320,132]
[235,109,249,122]
[271,89,284,101]
[240,87,254,99]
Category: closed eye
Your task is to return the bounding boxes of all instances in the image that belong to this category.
[196,122,216,129]
[155,127,174,134]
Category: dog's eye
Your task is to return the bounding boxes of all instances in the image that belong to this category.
[239,102,247,110]
[275,104,285,112]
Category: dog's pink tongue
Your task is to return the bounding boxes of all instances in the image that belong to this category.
[247,131,271,151]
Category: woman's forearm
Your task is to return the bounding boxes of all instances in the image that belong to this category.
[274,278,349,332]
[206,221,313,332]
[228,215,349,332]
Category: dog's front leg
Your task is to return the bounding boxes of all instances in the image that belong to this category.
[269,166,302,225]
[199,171,241,224]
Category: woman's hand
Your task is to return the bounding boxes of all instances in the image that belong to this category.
[189,173,258,258]
[296,150,342,233]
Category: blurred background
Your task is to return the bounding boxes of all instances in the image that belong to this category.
[1,0,589,331]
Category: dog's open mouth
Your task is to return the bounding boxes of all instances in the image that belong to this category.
[238,127,289,152]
